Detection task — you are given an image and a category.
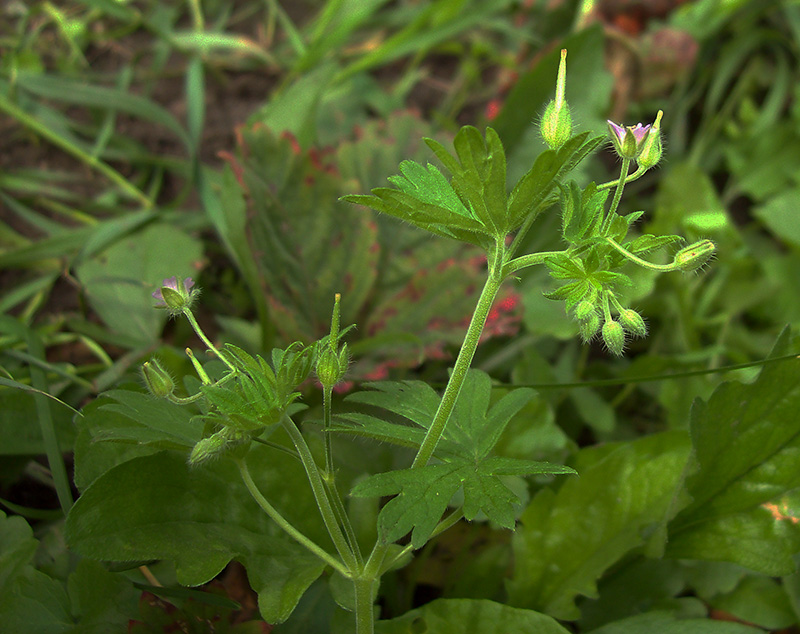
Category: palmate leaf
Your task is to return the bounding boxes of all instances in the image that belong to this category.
[345,370,574,547]
[351,457,575,549]
[425,126,508,236]
[336,370,535,460]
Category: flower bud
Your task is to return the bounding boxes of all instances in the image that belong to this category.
[141,359,175,398]
[636,110,663,169]
[189,428,250,467]
[618,308,647,338]
[607,121,651,160]
[316,344,349,389]
[672,240,716,272]
[152,276,198,314]
[541,50,572,150]
[575,300,596,321]
[602,319,626,356]
[579,312,601,343]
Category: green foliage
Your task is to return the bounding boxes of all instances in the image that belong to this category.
[375,598,571,634]
[508,431,692,619]
[65,451,326,623]
[214,116,521,370]
[347,370,575,547]
[6,0,800,632]
[345,127,604,247]
[665,330,800,574]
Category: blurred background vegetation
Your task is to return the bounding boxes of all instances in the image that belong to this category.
[3,0,800,629]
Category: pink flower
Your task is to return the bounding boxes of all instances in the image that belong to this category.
[152,276,196,313]
[607,120,651,159]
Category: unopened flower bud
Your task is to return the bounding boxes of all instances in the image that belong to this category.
[141,359,175,398]
[575,300,596,321]
[673,240,716,272]
[607,121,651,160]
[316,344,349,389]
[579,312,601,343]
[618,308,647,338]
[637,110,663,169]
[541,50,572,150]
[152,276,198,314]
[189,428,250,467]
[602,319,626,356]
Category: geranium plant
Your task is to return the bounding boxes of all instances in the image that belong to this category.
[63,51,722,633]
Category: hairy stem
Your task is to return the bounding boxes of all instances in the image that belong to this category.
[600,157,631,235]
[280,414,359,572]
[411,245,505,468]
[236,457,349,577]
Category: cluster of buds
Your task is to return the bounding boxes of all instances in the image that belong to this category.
[574,290,647,356]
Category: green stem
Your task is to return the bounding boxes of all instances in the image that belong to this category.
[597,164,647,191]
[280,414,359,572]
[353,576,376,634]
[322,384,364,566]
[503,250,566,277]
[181,308,237,372]
[236,457,349,577]
[604,237,678,272]
[323,384,335,477]
[412,243,505,468]
[600,158,631,235]
[251,436,302,461]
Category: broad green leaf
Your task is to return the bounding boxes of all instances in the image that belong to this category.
[375,598,571,634]
[345,380,440,429]
[339,371,536,460]
[754,189,800,248]
[97,389,202,447]
[711,575,796,630]
[508,431,692,620]
[586,611,763,634]
[66,560,139,633]
[666,330,800,575]
[65,451,326,623]
[0,566,72,633]
[0,511,72,633]
[0,511,38,595]
[0,387,75,455]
